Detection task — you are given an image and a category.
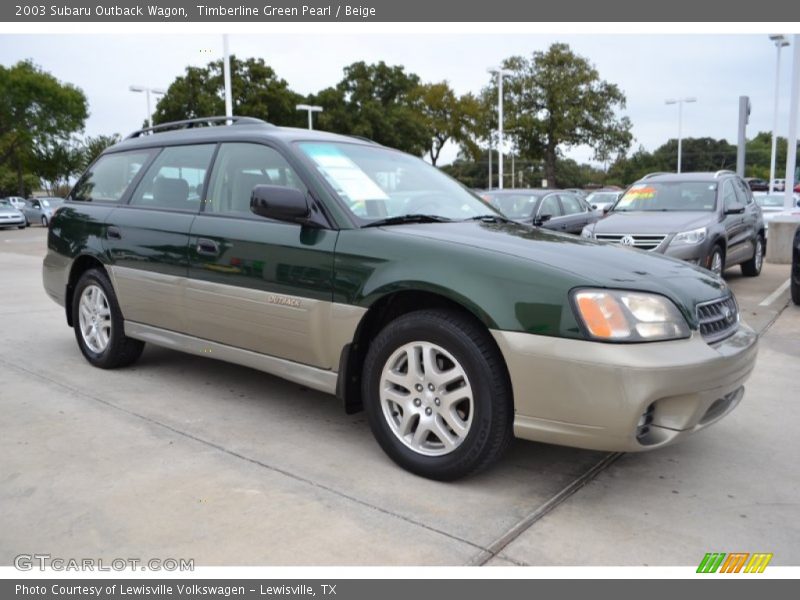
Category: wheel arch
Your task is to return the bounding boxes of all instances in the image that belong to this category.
[65,254,110,327]
[337,288,508,415]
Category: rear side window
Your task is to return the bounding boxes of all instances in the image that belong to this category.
[559,194,585,215]
[71,150,153,202]
[129,144,215,211]
[539,194,562,218]
[205,143,306,218]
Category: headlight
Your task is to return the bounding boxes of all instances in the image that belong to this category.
[580,227,594,239]
[572,289,690,342]
[671,227,706,245]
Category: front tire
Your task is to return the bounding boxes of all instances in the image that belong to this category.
[706,244,725,276]
[362,309,513,480]
[740,235,764,277]
[72,268,144,369]
[41,215,48,227]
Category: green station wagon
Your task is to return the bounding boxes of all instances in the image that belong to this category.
[43,117,758,480]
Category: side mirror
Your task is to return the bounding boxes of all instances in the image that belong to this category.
[250,185,310,223]
[533,214,552,227]
[724,206,745,215]
[603,205,612,214]
[591,204,598,210]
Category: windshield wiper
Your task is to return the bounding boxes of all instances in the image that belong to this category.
[362,214,454,228]
[463,214,514,223]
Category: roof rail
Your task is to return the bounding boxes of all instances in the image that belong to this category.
[714,170,735,178]
[640,172,671,180]
[125,116,270,139]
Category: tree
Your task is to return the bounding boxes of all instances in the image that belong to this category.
[0,60,88,195]
[81,134,122,169]
[309,61,429,155]
[153,56,305,127]
[485,43,632,186]
[414,82,484,165]
[31,139,84,196]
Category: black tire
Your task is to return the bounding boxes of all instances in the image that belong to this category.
[41,215,48,227]
[792,275,800,306]
[740,235,764,277]
[72,268,144,369]
[17,225,25,229]
[362,309,513,481]
[706,244,725,276]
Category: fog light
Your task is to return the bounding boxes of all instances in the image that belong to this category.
[636,403,655,440]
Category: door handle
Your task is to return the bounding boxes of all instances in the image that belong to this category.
[196,238,220,256]
[106,226,121,240]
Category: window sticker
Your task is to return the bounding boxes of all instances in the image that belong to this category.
[617,184,656,208]
[302,143,389,203]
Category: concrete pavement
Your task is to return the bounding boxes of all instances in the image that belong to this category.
[1,226,797,566]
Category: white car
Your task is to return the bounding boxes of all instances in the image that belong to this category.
[753,192,800,237]
[0,198,27,229]
[585,190,622,214]
[4,196,26,210]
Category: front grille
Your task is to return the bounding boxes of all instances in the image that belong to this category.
[696,295,739,344]
[594,233,667,251]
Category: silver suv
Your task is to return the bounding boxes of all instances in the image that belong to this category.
[581,171,765,277]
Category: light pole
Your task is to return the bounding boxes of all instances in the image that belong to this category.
[488,67,510,189]
[129,85,167,129]
[665,97,697,173]
[223,34,233,120]
[296,104,323,130]
[769,35,790,194]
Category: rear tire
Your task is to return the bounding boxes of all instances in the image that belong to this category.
[17,225,25,229]
[72,268,145,369]
[41,215,48,227]
[362,309,513,480]
[741,235,764,277]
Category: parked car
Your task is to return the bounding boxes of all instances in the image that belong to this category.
[582,171,765,277]
[482,189,598,234]
[772,179,786,192]
[792,226,800,305]
[744,177,769,192]
[5,196,27,210]
[753,192,800,237]
[585,190,622,214]
[563,187,588,200]
[43,117,758,480]
[0,198,27,229]
[22,197,63,226]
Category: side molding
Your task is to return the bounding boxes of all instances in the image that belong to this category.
[124,321,338,395]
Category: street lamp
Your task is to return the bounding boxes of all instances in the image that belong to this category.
[129,85,167,129]
[488,67,511,189]
[296,104,323,130]
[665,97,697,173]
[769,35,790,194]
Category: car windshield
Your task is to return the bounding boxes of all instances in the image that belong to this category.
[756,194,786,208]
[0,199,11,207]
[587,192,618,204]
[297,142,497,223]
[482,193,541,218]
[613,181,717,212]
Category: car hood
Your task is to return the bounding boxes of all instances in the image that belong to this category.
[384,220,729,310]
[589,211,714,235]
[0,207,22,216]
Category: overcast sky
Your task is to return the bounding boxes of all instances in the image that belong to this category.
[0,33,797,165]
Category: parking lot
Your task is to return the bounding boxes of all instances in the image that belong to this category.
[1,225,798,566]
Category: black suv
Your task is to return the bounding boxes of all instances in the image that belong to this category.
[582,171,765,277]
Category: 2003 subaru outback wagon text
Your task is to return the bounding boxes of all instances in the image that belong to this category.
[43,117,758,480]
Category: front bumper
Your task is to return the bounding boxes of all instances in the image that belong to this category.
[492,325,758,452]
[0,214,25,227]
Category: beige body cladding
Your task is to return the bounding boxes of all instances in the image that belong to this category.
[106,265,758,452]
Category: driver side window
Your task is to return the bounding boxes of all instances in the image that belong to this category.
[538,195,562,218]
[722,180,742,212]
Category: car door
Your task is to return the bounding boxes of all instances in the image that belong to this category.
[102,144,215,333]
[557,193,594,234]
[734,177,762,252]
[535,193,565,230]
[720,178,748,264]
[185,142,338,369]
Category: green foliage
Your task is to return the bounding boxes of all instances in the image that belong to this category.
[309,61,430,155]
[31,139,85,196]
[484,43,632,187]
[413,82,484,165]
[0,60,88,195]
[153,56,305,128]
[81,134,122,170]
[0,166,38,198]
